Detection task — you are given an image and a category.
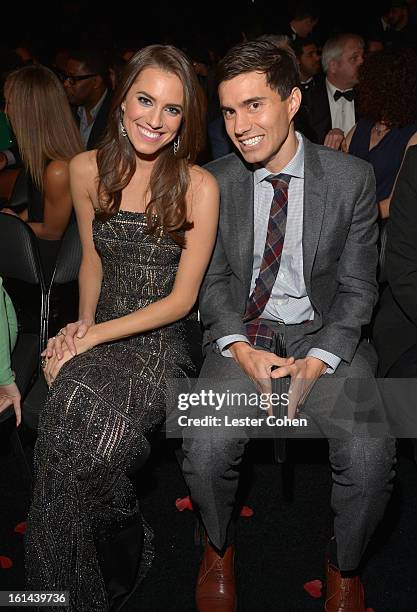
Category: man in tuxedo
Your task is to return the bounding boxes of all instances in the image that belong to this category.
[306,33,364,148]
[292,36,322,91]
[291,36,322,140]
[182,40,395,612]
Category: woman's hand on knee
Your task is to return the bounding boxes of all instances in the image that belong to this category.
[44,319,94,359]
[43,348,74,386]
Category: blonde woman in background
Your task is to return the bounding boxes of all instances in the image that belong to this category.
[2,65,83,279]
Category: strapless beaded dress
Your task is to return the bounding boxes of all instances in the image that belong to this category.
[25,211,201,611]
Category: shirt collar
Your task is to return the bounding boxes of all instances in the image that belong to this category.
[326,78,353,98]
[253,131,304,185]
[77,88,108,120]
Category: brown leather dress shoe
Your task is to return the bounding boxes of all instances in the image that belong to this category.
[195,539,236,612]
[325,559,366,612]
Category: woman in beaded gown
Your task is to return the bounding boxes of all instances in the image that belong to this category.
[25,45,219,611]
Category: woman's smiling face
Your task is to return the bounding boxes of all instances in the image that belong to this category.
[121,66,184,157]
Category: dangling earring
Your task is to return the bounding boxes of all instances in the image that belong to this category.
[120,119,127,137]
[173,135,180,155]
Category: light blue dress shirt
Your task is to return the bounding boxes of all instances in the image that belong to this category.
[77,89,108,147]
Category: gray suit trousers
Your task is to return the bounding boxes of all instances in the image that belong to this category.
[182,328,395,571]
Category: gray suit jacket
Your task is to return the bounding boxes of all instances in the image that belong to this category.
[200,137,378,365]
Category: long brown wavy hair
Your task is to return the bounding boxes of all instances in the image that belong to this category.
[96,45,205,245]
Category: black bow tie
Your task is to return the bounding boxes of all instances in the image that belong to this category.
[334,89,355,102]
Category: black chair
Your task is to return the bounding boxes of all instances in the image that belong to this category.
[0,214,82,354]
[49,220,82,287]
[0,212,47,357]
[272,332,290,464]
[6,169,30,212]
[46,220,82,337]
[22,221,82,433]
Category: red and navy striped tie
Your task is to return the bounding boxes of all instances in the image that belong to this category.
[244,173,291,347]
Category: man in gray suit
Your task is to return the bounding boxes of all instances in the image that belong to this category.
[182,40,395,612]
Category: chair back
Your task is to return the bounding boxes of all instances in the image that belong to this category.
[0,212,45,287]
[51,220,82,285]
[0,169,21,203]
[7,170,30,210]
[0,212,47,361]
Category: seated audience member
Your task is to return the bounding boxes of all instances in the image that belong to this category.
[182,39,395,612]
[305,33,364,148]
[0,276,20,426]
[383,0,417,51]
[278,1,319,42]
[62,47,112,150]
[2,65,83,280]
[346,49,417,219]
[291,35,321,94]
[291,35,323,142]
[373,146,417,376]
[25,44,218,611]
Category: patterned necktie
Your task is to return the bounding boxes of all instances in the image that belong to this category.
[244,174,291,334]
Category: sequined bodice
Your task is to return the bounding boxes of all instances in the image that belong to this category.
[93,211,182,321]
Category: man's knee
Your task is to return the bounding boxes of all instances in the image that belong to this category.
[183,433,247,479]
[330,436,396,493]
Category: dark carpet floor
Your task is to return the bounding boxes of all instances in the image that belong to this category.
[1,421,416,612]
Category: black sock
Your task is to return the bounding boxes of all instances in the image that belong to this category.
[340,569,359,578]
[326,538,359,576]
[326,538,338,567]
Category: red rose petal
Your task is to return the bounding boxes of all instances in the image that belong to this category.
[14,521,27,534]
[175,496,194,511]
[366,608,375,612]
[240,505,254,517]
[303,579,323,598]
[175,497,254,517]
[0,556,13,569]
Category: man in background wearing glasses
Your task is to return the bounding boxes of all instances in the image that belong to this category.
[62,47,113,150]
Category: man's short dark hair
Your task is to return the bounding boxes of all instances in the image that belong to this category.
[68,47,110,84]
[291,35,318,59]
[217,40,301,100]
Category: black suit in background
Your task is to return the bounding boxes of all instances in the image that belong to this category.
[373,145,417,376]
[302,75,331,144]
[303,76,359,144]
[74,89,113,151]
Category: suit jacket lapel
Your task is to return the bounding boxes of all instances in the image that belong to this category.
[230,158,254,295]
[302,138,327,295]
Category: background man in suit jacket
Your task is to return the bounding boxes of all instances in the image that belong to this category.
[62,47,112,150]
[182,41,395,612]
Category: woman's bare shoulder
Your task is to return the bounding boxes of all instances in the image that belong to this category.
[69,150,98,180]
[188,164,219,195]
[45,159,69,181]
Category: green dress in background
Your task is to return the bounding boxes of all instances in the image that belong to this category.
[0,276,18,386]
[0,112,14,151]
